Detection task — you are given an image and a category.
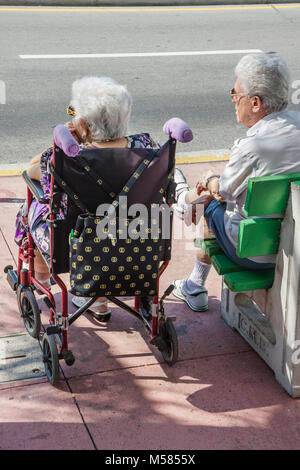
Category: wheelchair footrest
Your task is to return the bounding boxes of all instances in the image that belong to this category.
[5,266,18,291]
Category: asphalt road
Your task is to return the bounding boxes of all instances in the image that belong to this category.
[0,4,300,165]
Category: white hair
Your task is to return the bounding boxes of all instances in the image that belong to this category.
[70,76,132,141]
[235,53,291,114]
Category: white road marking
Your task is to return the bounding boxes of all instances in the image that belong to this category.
[19,49,262,60]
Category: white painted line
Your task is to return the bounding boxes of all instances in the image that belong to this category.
[19,49,263,60]
[0,162,28,171]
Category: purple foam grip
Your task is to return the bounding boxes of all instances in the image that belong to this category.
[163,117,193,143]
[53,124,80,157]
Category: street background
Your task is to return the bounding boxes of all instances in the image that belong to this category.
[1,4,300,451]
[0,4,300,166]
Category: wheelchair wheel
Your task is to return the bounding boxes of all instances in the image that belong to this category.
[42,334,60,386]
[158,317,178,366]
[17,287,41,339]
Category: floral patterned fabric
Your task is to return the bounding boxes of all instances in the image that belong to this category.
[14,133,156,255]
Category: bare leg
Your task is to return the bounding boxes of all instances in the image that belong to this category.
[197,247,211,265]
[203,214,215,239]
[93,297,110,313]
[34,249,50,284]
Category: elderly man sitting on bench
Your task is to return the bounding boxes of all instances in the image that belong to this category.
[173,52,300,312]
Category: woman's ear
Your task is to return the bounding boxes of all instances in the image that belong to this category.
[76,118,91,142]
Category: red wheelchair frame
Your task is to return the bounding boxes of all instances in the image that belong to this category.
[6,139,179,386]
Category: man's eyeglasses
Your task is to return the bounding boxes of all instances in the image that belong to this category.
[66,105,76,116]
[230,88,247,104]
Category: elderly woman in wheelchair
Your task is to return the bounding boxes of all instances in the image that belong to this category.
[15,76,156,322]
[9,75,193,385]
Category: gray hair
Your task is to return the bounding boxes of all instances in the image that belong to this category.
[70,76,132,141]
[235,53,291,114]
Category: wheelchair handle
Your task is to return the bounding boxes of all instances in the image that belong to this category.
[53,124,80,157]
[53,117,193,157]
[163,117,193,143]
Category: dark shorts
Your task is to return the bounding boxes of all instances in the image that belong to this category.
[204,200,275,270]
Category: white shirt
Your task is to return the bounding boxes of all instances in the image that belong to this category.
[219,110,300,263]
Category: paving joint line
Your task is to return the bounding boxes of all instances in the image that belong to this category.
[62,367,98,450]
[0,226,17,267]
[61,348,253,383]
[0,329,97,449]
[0,347,251,389]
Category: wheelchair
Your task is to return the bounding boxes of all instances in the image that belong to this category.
[5,118,193,386]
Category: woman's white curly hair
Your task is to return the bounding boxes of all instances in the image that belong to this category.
[235,52,291,113]
[70,76,132,141]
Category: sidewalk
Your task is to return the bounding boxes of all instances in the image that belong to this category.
[1,161,300,451]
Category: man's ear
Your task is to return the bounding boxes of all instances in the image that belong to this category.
[251,95,263,114]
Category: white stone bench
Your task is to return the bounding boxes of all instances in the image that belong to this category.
[220,181,300,397]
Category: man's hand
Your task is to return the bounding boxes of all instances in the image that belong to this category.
[207,177,224,201]
[195,170,224,201]
[195,170,219,195]
[195,178,207,196]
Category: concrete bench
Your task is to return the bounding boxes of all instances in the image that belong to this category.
[199,173,300,397]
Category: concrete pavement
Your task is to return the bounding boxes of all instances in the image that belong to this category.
[1,160,300,451]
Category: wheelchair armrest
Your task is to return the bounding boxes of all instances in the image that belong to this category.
[22,171,49,204]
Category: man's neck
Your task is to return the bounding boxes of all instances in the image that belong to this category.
[247,110,269,128]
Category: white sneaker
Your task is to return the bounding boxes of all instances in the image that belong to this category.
[174,167,190,196]
[172,279,208,312]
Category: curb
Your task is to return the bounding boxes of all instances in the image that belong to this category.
[1,1,300,7]
[0,151,230,176]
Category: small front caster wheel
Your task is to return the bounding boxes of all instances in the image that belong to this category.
[158,317,178,366]
[62,350,75,366]
[42,334,60,386]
